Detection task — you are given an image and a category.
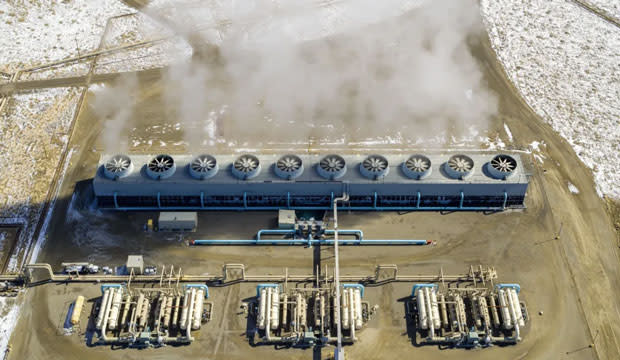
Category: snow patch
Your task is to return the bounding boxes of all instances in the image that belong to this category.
[568,182,580,194]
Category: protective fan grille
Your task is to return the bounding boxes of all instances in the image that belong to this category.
[405,156,429,173]
[320,155,345,173]
[191,155,216,173]
[448,156,473,173]
[105,155,131,174]
[234,155,259,173]
[277,156,301,173]
[491,155,516,173]
[362,156,388,173]
[148,155,174,173]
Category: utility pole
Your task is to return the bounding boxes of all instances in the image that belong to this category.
[333,193,348,360]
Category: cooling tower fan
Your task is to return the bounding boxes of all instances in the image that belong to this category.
[360,154,389,180]
[444,154,474,179]
[274,154,304,180]
[488,154,517,180]
[402,154,431,180]
[232,154,261,180]
[317,154,347,180]
[146,154,177,180]
[103,154,133,180]
[189,154,218,180]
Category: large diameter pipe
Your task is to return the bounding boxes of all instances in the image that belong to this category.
[258,288,267,330]
[430,288,440,330]
[180,289,190,330]
[265,288,272,341]
[498,289,512,330]
[270,287,279,330]
[107,288,123,330]
[349,289,356,341]
[354,289,363,330]
[416,288,428,330]
[96,288,112,330]
[424,287,435,337]
[509,289,525,327]
[488,294,500,328]
[439,294,449,330]
[280,293,288,329]
[192,289,205,330]
[70,295,85,326]
[163,295,173,328]
[341,289,350,330]
[192,239,429,246]
[120,294,131,330]
[172,295,181,328]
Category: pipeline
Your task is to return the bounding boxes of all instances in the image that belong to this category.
[192,239,429,246]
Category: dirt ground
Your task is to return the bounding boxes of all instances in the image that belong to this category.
[5,17,620,360]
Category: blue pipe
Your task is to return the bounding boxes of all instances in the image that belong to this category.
[496,283,521,294]
[109,205,509,211]
[157,192,161,208]
[256,229,296,240]
[411,283,438,297]
[343,283,365,297]
[200,192,205,208]
[184,284,209,298]
[416,191,421,208]
[191,239,429,246]
[113,192,119,209]
[256,283,280,297]
[459,191,464,209]
[503,191,508,209]
[101,283,122,294]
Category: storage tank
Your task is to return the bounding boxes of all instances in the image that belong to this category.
[107,288,123,330]
[429,288,441,330]
[192,289,205,330]
[498,289,512,330]
[416,288,428,330]
[341,289,350,330]
[180,289,191,330]
[96,288,112,330]
[70,295,85,326]
[270,287,280,330]
[354,288,363,330]
[257,288,267,330]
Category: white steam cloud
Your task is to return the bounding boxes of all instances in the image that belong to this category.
[98,0,497,149]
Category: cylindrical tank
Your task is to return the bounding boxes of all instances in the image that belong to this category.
[70,295,85,326]
[299,296,307,329]
[314,293,321,328]
[159,296,167,324]
[281,293,288,329]
[509,289,525,327]
[172,295,181,328]
[120,294,131,330]
[185,288,196,331]
[192,289,205,330]
[341,289,350,330]
[139,296,151,329]
[455,294,467,330]
[270,287,279,330]
[296,293,303,332]
[153,296,163,329]
[108,288,123,330]
[354,289,363,330]
[498,289,512,330]
[96,289,112,330]
[180,289,190,330]
[416,288,428,330]
[429,288,440,330]
[439,294,449,329]
[471,295,482,329]
[488,294,500,328]
[320,294,326,331]
[134,293,144,327]
[258,288,267,330]
[163,295,173,328]
[478,296,490,329]
[349,289,356,332]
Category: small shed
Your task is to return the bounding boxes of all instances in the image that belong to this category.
[278,209,296,229]
[126,255,144,275]
[158,212,197,232]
